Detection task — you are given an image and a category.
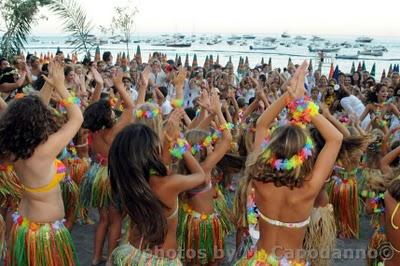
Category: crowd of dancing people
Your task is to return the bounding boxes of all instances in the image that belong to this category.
[0,49,399,266]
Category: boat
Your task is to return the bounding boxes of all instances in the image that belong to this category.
[262,37,277,42]
[340,42,352,48]
[311,36,324,42]
[167,42,191,48]
[357,49,383,56]
[239,41,248,46]
[173,34,185,39]
[228,35,241,40]
[227,40,235,45]
[308,45,340,53]
[356,37,373,43]
[294,35,307,40]
[281,32,290,38]
[30,37,40,42]
[151,41,167,46]
[368,45,388,52]
[335,54,359,60]
[242,34,256,39]
[249,45,278,50]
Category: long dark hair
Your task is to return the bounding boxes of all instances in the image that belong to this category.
[108,124,168,247]
[367,83,387,103]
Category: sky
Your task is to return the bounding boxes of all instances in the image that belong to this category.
[31,0,400,37]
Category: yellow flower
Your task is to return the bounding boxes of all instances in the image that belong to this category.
[200,213,208,221]
[256,249,267,261]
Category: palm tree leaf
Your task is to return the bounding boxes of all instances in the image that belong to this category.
[48,0,95,54]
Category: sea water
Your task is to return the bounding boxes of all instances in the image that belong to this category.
[24,33,400,78]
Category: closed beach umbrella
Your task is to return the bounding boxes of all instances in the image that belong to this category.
[350,62,355,74]
[184,54,189,68]
[261,57,264,65]
[329,63,334,79]
[216,55,219,65]
[333,65,340,81]
[308,59,313,72]
[362,61,366,71]
[370,63,376,77]
[381,69,386,81]
[192,54,198,68]
[357,62,362,72]
[388,64,393,76]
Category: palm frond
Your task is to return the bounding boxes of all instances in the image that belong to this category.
[0,0,46,59]
[48,0,95,55]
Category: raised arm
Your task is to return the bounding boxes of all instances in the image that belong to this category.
[39,58,83,159]
[172,68,186,101]
[136,66,151,105]
[89,67,104,104]
[381,146,400,175]
[108,70,135,139]
[320,102,350,137]
[201,92,233,173]
[359,104,371,123]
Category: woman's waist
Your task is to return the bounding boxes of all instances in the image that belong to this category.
[18,195,65,223]
[256,231,306,257]
[185,195,214,214]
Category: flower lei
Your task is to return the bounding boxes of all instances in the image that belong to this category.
[287,97,319,127]
[169,134,190,159]
[361,191,385,214]
[135,106,161,119]
[262,137,314,171]
[190,123,234,155]
[171,99,184,109]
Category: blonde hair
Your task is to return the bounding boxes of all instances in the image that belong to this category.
[134,103,163,139]
[185,129,209,163]
[245,125,316,189]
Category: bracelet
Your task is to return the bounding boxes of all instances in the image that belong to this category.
[59,96,81,107]
[218,122,234,131]
[171,99,184,108]
[287,97,319,126]
[169,135,190,159]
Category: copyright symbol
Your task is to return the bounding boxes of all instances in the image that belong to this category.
[378,242,394,260]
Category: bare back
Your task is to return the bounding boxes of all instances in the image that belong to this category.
[254,178,317,257]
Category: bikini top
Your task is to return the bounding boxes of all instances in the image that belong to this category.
[187,181,212,197]
[166,198,179,220]
[24,160,66,193]
[258,208,310,229]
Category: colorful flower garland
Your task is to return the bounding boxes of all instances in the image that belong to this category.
[135,106,161,119]
[262,137,314,171]
[169,135,190,159]
[287,97,319,127]
[190,123,234,155]
[59,96,81,108]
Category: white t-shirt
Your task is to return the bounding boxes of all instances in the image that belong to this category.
[161,99,172,115]
[130,85,138,102]
[149,71,167,88]
[340,95,371,129]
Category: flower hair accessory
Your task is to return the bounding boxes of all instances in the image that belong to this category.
[135,106,161,119]
[266,137,314,171]
[287,97,319,127]
[169,134,190,159]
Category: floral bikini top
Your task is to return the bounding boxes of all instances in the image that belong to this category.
[23,160,66,193]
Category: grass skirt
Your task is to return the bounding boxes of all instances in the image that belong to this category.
[6,212,80,266]
[213,186,235,235]
[367,227,386,266]
[177,203,224,265]
[0,165,22,209]
[60,176,81,219]
[234,249,310,266]
[303,204,336,266]
[327,175,359,239]
[68,158,90,185]
[111,244,182,265]
[79,162,111,208]
[0,214,5,259]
